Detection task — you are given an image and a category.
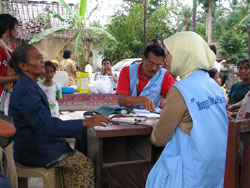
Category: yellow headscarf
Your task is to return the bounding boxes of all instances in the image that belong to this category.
[163,31,216,79]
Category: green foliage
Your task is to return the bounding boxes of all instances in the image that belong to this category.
[94,1,178,63]
[218,31,248,65]
[0,1,12,14]
[28,0,111,70]
[209,1,249,64]
[89,27,117,43]
[29,0,85,65]
[198,0,220,12]
[195,24,207,40]
[79,0,87,20]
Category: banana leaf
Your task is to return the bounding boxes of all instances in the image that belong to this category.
[29,26,67,44]
[79,0,87,20]
[232,12,250,32]
[89,26,118,43]
[84,4,98,22]
[58,0,72,16]
[72,33,84,63]
[45,7,66,22]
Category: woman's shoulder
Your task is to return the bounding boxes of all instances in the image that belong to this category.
[231,81,241,89]
[65,59,74,63]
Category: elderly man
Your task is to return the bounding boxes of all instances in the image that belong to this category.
[116,44,175,111]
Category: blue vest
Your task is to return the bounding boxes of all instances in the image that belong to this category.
[146,70,229,188]
[129,64,166,109]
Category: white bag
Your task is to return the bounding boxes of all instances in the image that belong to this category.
[89,76,113,93]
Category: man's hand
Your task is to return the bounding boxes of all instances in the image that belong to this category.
[159,97,166,109]
[82,114,110,127]
[106,67,112,75]
[141,96,155,112]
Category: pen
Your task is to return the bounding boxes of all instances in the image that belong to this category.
[150,111,161,114]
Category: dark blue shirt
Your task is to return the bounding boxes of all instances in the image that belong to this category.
[9,74,83,168]
[228,82,250,104]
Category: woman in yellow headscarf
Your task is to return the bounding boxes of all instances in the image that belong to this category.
[146,32,229,188]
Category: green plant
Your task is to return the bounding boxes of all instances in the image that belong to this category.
[218,30,248,65]
[93,0,178,62]
[29,0,116,70]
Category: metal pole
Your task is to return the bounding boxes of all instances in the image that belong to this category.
[186,11,188,31]
[248,26,250,60]
[143,0,147,49]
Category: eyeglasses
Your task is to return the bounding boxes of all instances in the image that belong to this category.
[147,61,162,68]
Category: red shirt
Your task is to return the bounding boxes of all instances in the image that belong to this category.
[116,63,175,97]
[0,43,15,96]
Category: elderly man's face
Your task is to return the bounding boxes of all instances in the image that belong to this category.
[24,47,45,78]
[141,52,164,79]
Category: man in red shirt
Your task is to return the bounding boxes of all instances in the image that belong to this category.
[116,44,175,111]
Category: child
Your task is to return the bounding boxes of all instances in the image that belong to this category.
[38,61,62,118]
[208,68,227,100]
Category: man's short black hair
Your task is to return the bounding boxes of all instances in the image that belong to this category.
[0,14,18,38]
[237,59,250,69]
[102,58,112,65]
[209,44,217,55]
[144,45,166,59]
[63,50,72,59]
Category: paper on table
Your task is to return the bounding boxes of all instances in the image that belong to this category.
[133,108,161,118]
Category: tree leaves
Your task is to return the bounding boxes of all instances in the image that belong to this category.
[89,27,117,43]
[93,1,177,62]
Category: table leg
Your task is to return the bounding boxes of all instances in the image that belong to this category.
[87,128,103,188]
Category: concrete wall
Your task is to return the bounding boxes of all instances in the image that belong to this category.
[16,36,100,71]
[33,37,71,62]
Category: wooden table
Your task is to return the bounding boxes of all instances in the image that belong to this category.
[58,93,118,111]
[87,123,153,188]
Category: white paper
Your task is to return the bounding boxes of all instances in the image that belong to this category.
[132,108,161,118]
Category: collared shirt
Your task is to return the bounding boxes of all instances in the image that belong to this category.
[9,74,83,168]
[116,63,175,97]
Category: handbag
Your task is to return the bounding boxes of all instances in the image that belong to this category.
[0,89,6,112]
[0,86,11,115]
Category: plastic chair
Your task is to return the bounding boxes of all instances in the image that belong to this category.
[15,161,64,188]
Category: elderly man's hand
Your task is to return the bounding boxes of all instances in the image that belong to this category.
[141,96,155,112]
[82,114,110,127]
